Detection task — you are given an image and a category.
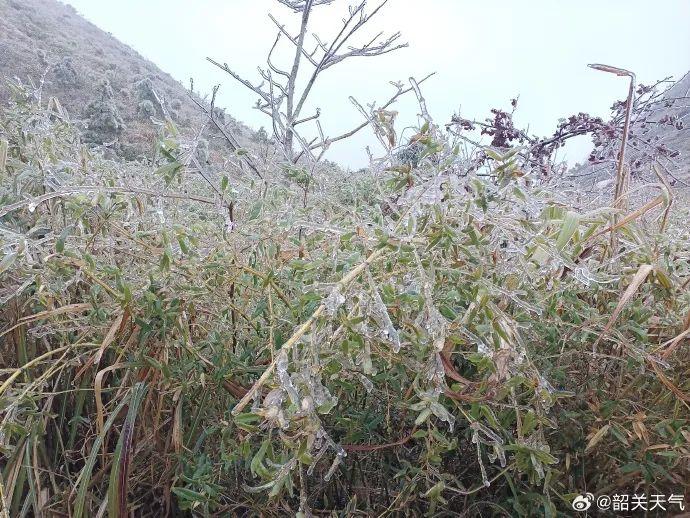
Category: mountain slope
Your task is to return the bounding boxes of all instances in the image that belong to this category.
[0,0,254,160]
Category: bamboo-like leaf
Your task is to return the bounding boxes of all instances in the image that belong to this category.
[0,252,17,276]
[593,264,653,351]
[0,139,8,174]
[95,312,124,365]
[588,196,663,242]
[73,393,132,518]
[585,424,610,452]
[95,363,127,460]
[555,211,580,251]
[108,383,148,518]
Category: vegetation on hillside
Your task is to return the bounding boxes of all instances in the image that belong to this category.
[0,0,259,162]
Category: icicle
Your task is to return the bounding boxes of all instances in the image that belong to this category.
[223,211,235,233]
[307,440,330,475]
[251,389,261,412]
[414,250,448,351]
[532,453,545,480]
[300,395,314,414]
[497,445,507,468]
[324,449,346,482]
[358,373,374,393]
[367,272,401,353]
[491,284,543,316]
[471,421,504,446]
[155,197,165,224]
[263,388,285,409]
[0,278,34,304]
[425,353,445,388]
[429,401,455,432]
[474,431,490,487]
[459,329,493,358]
[262,389,288,429]
[276,349,300,405]
[354,339,375,375]
[324,288,345,315]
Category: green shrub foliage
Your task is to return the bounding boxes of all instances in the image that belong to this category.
[1,82,689,516]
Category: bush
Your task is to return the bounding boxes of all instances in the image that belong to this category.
[137,98,155,119]
[82,78,125,143]
[52,56,79,87]
[1,83,689,516]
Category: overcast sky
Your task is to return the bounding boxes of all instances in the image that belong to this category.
[63,0,690,169]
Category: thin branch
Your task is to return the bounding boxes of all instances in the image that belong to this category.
[189,92,264,179]
[0,186,219,219]
[293,108,321,126]
[309,72,436,151]
[588,63,636,253]
[267,13,319,67]
[266,33,291,79]
[207,57,270,103]
[409,76,432,125]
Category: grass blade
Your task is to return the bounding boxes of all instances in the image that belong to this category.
[73,392,132,518]
[107,382,148,518]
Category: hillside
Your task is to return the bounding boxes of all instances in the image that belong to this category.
[0,0,257,161]
[646,71,690,181]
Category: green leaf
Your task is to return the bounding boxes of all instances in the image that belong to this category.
[555,211,580,251]
[56,226,72,253]
[415,408,431,426]
[171,487,206,506]
[159,250,171,271]
[250,440,271,479]
[142,355,171,379]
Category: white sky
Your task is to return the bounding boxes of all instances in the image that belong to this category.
[62,0,690,169]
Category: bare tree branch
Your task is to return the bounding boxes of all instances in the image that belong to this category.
[207,57,270,103]
[189,87,263,179]
[210,0,413,163]
[293,108,321,126]
[266,33,291,80]
[268,14,320,67]
[409,76,432,125]
[276,0,334,13]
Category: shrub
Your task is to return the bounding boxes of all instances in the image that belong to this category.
[1,80,689,517]
[52,56,79,87]
[137,98,155,119]
[82,78,125,143]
